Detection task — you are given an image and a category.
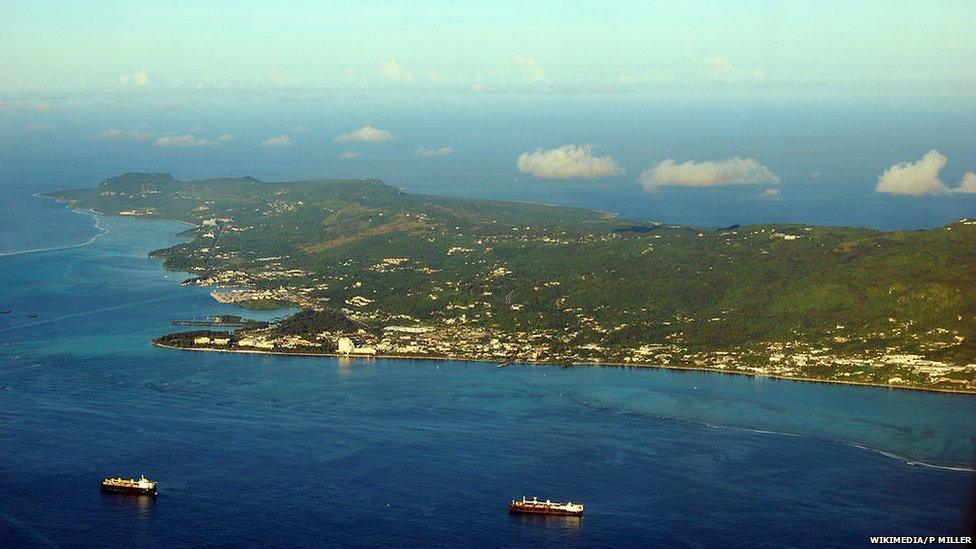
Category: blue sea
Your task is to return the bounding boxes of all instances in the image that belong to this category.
[0,213,973,547]
[1,99,975,546]
[1,97,975,237]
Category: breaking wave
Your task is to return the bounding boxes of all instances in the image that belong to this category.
[564,392,975,473]
[0,205,107,257]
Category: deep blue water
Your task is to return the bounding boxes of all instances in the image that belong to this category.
[1,99,975,545]
[0,211,974,547]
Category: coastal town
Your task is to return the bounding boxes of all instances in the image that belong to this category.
[166,248,976,393]
[160,292,976,393]
[52,173,976,393]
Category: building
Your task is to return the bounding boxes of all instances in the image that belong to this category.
[337,337,355,354]
[351,346,377,356]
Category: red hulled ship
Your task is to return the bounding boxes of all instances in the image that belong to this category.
[509,496,584,517]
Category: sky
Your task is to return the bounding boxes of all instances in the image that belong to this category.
[1,0,974,102]
[0,0,974,230]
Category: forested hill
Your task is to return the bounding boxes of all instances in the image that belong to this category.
[54,171,621,230]
[51,172,976,391]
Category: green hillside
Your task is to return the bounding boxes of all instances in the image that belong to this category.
[52,173,976,391]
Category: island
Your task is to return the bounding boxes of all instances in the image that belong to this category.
[49,172,976,393]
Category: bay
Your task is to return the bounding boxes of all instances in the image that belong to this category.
[0,214,972,547]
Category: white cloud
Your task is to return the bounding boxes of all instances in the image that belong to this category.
[121,71,150,87]
[641,157,781,189]
[693,56,764,82]
[757,188,782,200]
[216,133,234,142]
[617,70,674,85]
[512,54,550,85]
[418,146,453,157]
[269,61,293,86]
[155,134,218,147]
[94,128,152,141]
[261,135,291,147]
[380,60,413,82]
[517,145,623,179]
[954,172,976,194]
[876,150,951,196]
[338,151,359,159]
[344,68,367,85]
[876,151,976,195]
[334,126,393,143]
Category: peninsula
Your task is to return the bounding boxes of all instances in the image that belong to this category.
[50,173,976,392]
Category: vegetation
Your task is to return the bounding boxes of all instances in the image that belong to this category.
[155,330,235,348]
[272,310,374,337]
[51,173,976,390]
[237,298,293,310]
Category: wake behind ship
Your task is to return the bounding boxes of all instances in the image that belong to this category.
[101,475,157,496]
[509,496,584,516]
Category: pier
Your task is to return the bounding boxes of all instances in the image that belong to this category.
[171,315,267,328]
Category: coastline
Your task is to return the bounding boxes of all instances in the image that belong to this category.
[152,341,976,396]
[46,197,973,398]
[1,193,200,259]
[41,193,202,229]
[0,198,109,258]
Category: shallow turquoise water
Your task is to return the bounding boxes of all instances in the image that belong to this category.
[0,214,973,547]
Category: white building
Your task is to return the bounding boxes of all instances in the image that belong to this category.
[352,346,377,356]
[337,337,355,355]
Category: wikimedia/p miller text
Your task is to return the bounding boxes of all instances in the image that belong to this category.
[869,536,971,545]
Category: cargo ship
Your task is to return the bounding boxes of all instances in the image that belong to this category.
[509,496,584,517]
[101,475,158,496]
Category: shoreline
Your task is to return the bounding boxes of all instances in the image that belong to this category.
[152,341,976,396]
[1,194,201,259]
[0,198,109,258]
[49,200,974,398]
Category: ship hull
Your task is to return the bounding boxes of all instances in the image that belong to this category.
[101,485,157,496]
[509,505,582,517]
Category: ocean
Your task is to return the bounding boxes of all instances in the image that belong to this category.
[1,97,975,244]
[0,207,972,547]
[1,99,974,546]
